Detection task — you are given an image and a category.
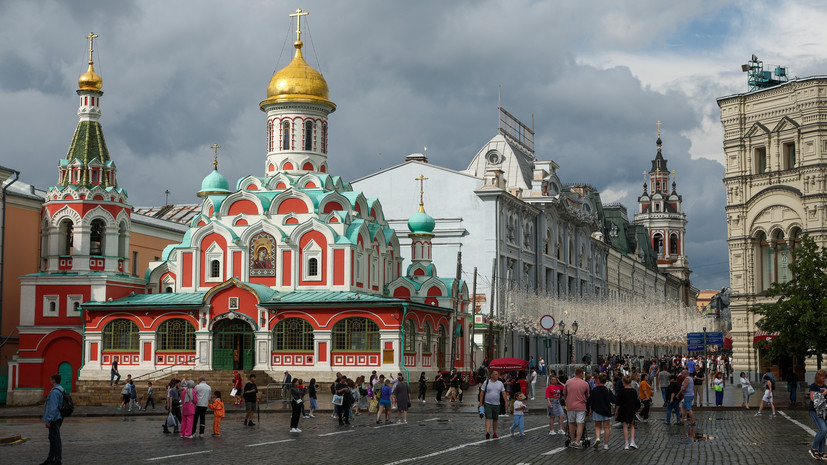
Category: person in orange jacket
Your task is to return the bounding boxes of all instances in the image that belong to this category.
[208,391,225,436]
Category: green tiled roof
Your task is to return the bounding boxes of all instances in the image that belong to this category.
[63,121,114,187]
[83,291,207,308]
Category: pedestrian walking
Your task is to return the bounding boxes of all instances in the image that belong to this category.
[739,372,752,409]
[713,371,725,407]
[395,375,411,423]
[165,379,181,434]
[243,374,258,426]
[118,381,131,410]
[615,375,640,450]
[180,380,197,438]
[588,373,614,450]
[638,373,652,420]
[232,370,243,406]
[545,374,565,435]
[657,364,670,407]
[755,375,776,417]
[110,357,120,386]
[144,382,155,410]
[434,371,445,402]
[128,377,142,411]
[335,377,353,425]
[41,373,65,465]
[563,367,590,449]
[808,369,827,459]
[289,378,306,433]
[539,357,546,377]
[787,370,799,407]
[307,377,318,417]
[208,391,225,436]
[193,376,211,437]
[418,372,428,403]
[479,370,506,439]
[448,369,460,402]
[693,367,705,407]
[678,369,696,426]
[282,370,292,403]
[664,375,681,425]
[376,379,393,424]
[509,392,527,436]
[529,368,538,400]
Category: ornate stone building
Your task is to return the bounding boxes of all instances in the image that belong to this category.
[719,73,827,380]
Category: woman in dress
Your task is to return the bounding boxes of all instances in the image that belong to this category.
[395,375,411,424]
[739,372,752,409]
[615,375,640,450]
[713,371,725,407]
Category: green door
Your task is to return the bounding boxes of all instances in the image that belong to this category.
[213,319,254,371]
[58,362,73,394]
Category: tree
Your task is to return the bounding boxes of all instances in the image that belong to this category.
[752,236,827,369]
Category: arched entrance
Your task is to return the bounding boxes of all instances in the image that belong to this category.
[212,319,254,370]
[58,362,73,394]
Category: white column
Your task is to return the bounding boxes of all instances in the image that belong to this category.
[314,330,332,371]
[253,331,270,371]
[195,331,211,369]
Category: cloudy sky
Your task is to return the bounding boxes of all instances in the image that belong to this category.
[2,0,826,291]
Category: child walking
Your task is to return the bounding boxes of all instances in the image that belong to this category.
[615,375,641,450]
[208,391,225,436]
[144,382,155,410]
[509,392,527,436]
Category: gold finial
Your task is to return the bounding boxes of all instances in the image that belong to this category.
[211,143,221,169]
[289,8,309,42]
[86,32,98,64]
[657,120,662,138]
[643,170,648,183]
[415,175,428,212]
[671,169,676,185]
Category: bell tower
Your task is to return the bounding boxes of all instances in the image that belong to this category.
[634,123,690,281]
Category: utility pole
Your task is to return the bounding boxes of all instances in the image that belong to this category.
[703,326,708,407]
[449,250,461,371]
[470,267,477,369]
[487,261,496,361]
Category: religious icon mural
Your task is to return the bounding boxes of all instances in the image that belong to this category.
[249,232,276,276]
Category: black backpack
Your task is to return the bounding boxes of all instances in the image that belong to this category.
[59,390,74,418]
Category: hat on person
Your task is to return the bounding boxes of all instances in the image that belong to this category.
[233,370,238,374]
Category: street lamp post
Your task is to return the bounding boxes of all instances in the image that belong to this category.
[568,321,579,365]
[558,322,566,365]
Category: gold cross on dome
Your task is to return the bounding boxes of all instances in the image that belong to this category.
[672,169,676,185]
[211,143,221,169]
[289,8,309,42]
[415,175,428,212]
[643,170,648,183]
[657,120,662,137]
[86,32,98,63]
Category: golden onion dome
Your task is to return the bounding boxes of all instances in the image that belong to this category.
[78,61,102,91]
[260,40,335,111]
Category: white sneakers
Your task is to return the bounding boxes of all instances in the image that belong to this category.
[549,430,557,435]
[289,428,302,433]
[593,438,601,448]
[630,442,638,449]
[558,429,565,435]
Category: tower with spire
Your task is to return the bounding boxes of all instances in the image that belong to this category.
[634,123,690,281]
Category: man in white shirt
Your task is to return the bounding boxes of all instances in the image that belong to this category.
[478,370,506,440]
[193,376,212,437]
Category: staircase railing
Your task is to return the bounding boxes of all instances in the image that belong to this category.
[131,357,201,383]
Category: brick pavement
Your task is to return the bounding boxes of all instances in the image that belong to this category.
[0,396,817,465]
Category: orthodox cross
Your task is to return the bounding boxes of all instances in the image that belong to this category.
[657,120,662,138]
[671,169,676,187]
[415,175,428,212]
[211,143,221,169]
[86,32,98,63]
[643,170,648,184]
[289,8,309,42]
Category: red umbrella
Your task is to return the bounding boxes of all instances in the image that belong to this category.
[488,358,528,371]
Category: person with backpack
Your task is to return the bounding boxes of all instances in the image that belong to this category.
[808,369,827,460]
[42,373,68,465]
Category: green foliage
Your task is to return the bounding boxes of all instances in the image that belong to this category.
[751,236,827,367]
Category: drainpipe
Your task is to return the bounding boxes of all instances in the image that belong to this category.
[79,306,86,384]
[400,302,410,382]
[0,169,20,350]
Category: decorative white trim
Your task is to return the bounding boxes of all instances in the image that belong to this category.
[302,240,322,282]
[204,242,224,282]
[43,295,59,318]
[66,295,83,317]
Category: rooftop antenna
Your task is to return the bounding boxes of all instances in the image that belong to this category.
[741,54,788,91]
[165,189,170,205]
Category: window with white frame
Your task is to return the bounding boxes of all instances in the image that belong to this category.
[370,255,378,286]
[302,240,322,282]
[355,251,363,283]
[67,295,83,317]
[43,295,59,317]
[204,242,224,282]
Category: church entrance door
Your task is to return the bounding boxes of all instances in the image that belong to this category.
[213,319,254,371]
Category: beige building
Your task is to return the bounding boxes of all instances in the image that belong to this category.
[719,73,827,381]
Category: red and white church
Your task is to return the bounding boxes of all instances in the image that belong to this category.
[7,24,469,403]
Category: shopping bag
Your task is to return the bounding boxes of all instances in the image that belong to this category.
[332,394,344,406]
[230,388,238,397]
[166,412,177,428]
[369,399,378,413]
[747,385,755,396]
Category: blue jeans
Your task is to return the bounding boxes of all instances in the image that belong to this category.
[510,414,524,434]
[661,387,668,405]
[110,370,120,386]
[810,410,827,453]
[47,419,62,462]
[666,401,680,424]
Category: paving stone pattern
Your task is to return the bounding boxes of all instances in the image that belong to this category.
[0,398,816,465]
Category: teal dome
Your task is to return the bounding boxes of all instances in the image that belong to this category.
[198,169,230,196]
[408,210,435,234]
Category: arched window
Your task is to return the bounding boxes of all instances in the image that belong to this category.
[669,233,679,255]
[422,322,432,354]
[59,219,74,255]
[156,319,195,351]
[118,221,128,259]
[273,318,314,351]
[282,121,291,150]
[89,219,105,256]
[210,259,220,278]
[437,325,448,370]
[304,120,314,151]
[404,319,416,352]
[653,233,663,254]
[756,231,772,292]
[321,122,327,153]
[568,240,574,265]
[102,319,139,351]
[332,317,380,351]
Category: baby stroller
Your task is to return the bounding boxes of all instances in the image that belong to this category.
[562,407,592,448]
